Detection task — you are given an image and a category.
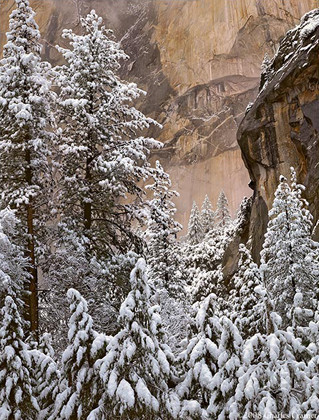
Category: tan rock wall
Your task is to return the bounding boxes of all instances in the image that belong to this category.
[153,0,318,93]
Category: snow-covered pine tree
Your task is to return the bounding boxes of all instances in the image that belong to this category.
[261,52,271,74]
[185,218,228,304]
[50,289,100,419]
[197,192,232,293]
[208,316,243,419]
[313,246,319,309]
[0,208,29,320]
[0,0,55,333]
[187,202,203,245]
[303,362,319,417]
[54,10,161,259]
[184,207,223,302]
[94,259,179,419]
[46,10,162,346]
[200,195,215,235]
[214,191,232,231]
[260,52,273,89]
[39,230,117,354]
[302,315,319,417]
[0,296,39,419]
[228,196,252,240]
[30,333,60,419]
[234,323,309,418]
[192,194,239,294]
[177,294,221,419]
[233,332,267,417]
[260,169,318,331]
[145,160,182,293]
[156,286,192,355]
[187,239,225,304]
[229,244,267,339]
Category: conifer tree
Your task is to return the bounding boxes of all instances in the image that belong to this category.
[46,10,162,345]
[146,160,182,293]
[234,324,309,418]
[177,294,221,419]
[186,234,226,304]
[30,333,60,419]
[214,191,232,230]
[50,289,100,419]
[95,259,178,419]
[229,196,252,240]
[40,232,115,354]
[157,286,192,355]
[208,316,243,418]
[0,208,29,319]
[187,202,203,245]
[0,296,39,419]
[261,169,318,330]
[303,361,319,417]
[260,52,273,88]
[303,316,319,417]
[200,195,215,235]
[54,10,161,258]
[230,244,267,338]
[0,0,55,333]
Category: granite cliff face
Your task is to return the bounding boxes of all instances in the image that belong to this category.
[238,9,319,259]
[0,0,318,227]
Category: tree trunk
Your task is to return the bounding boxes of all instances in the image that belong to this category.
[84,93,94,232]
[25,148,38,337]
[27,201,38,335]
[84,157,92,231]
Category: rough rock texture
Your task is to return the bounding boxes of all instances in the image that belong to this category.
[238,9,319,260]
[1,0,318,228]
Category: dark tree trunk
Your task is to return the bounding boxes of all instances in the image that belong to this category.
[84,93,94,233]
[84,156,92,231]
[25,147,38,337]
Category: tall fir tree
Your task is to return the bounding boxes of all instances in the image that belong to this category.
[187,202,203,245]
[208,316,243,419]
[145,160,182,293]
[156,285,192,355]
[260,52,273,89]
[95,259,178,419]
[50,289,100,419]
[229,196,252,240]
[260,169,319,330]
[187,238,225,304]
[200,195,215,235]
[0,208,29,320]
[30,333,60,419]
[45,10,162,346]
[303,315,319,417]
[230,244,268,339]
[234,324,309,418]
[0,0,55,333]
[0,296,39,419]
[40,230,117,354]
[177,294,221,419]
[53,9,161,258]
[214,191,232,230]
